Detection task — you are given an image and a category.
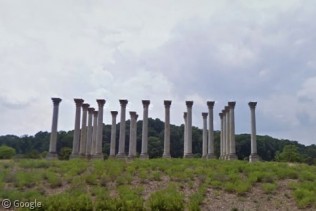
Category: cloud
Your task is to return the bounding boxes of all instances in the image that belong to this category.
[0,0,316,146]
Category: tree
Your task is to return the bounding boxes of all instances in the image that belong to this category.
[59,147,72,160]
[275,145,302,162]
[0,145,16,159]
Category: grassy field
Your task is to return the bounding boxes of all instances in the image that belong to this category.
[0,159,316,210]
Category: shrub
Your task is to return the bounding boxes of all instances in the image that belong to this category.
[262,183,277,194]
[0,145,16,159]
[149,185,184,211]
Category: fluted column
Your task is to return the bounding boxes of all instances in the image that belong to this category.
[183,112,188,157]
[47,97,62,159]
[163,100,172,158]
[117,99,128,158]
[91,110,98,156]
[71,98,84,158]
[109,111,118,158]
[79,103,89,157]
[202,112,208,158]
[228,102,237,160]
[207,101,216,159]
[140,100,150,159]
[184,101,193,158]
[94,99,105,159]
[249,102,258,162]
[86,108,94,157]
[225,106,230,160]
[219,112,224,159]
[128,111,137,159]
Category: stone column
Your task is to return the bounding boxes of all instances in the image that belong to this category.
[86,107,94,157]
[71,98,84,158]
[219,112,224,159]
[94,99,105,159]
[91,110,98,156]
[228,102,237,160]
[79,103,89,157]
[163,100,172,158]
[140,100,150,159]
[184,101,193,158]
[249,102,258,162]
[47,97,62,159]
[207,101,216,159]
[183,112,188,157]
[117,99,128,158]
[109,111,118,158]
[224,106,230,160]
[128,111,137,159]
[202,112,208,158]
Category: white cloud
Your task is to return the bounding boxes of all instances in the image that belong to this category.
[0,0,316,146]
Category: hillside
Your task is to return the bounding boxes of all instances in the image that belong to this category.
[0,159,316,210]
[0,118,315,163]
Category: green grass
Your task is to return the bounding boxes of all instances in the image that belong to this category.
[0,159,316,210]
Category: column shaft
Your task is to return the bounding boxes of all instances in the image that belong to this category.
[228,102,237,160]
[163,100,172,158]
[140,100,150,159]
[47,98,62,159]
[207,101,215,158]
[225,106,230,160]
[249,102,258,162]
[219,112,223,159]
[128,112,137,158]
[184,101,193,158]
[222,110,226,159]
[202,112,208,158]
[183,112,187,157]
[109,111,118,157]
[94,99,105,159]
[79,103,89,157]
[71,98,84,158]
[91,111,98,156]
[117,99,128,158]
[86,108,94,157]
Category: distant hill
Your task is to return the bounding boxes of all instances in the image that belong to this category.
[0,118,315,163]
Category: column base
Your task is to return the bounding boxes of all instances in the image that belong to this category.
[202,154,207,159]
[139,153,149,159]
[70,153,80,159]
[140,153,149,159]
[228,154,237,160]
[163,154,171,158]
[116,153,127,159]
[46,152,58,160]
[207,153,216,159]
[249,153,259,162]
[128,155,137,159]
[92,153,104,159]
[183,153,194,158]
[108,155,116,159]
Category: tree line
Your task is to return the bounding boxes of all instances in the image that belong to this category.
[0,118,315,164]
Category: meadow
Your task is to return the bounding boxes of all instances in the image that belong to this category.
[0,158,316,210]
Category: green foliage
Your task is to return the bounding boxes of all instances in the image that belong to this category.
[0,145,16,159]
[275,145,302,162]
[262,183,277,194]
[58,147,72,160]
[149,185,184,211]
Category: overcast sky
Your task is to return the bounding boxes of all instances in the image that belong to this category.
[0,0,316,146]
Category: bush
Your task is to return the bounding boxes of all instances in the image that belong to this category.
[58,147,72,160]
[149,185,184,211]
[0,145,16,159]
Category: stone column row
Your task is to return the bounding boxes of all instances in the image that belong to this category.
[219,102,237,160]
[68,98,105,160]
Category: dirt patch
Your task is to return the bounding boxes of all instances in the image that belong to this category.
[201,179,313,211]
